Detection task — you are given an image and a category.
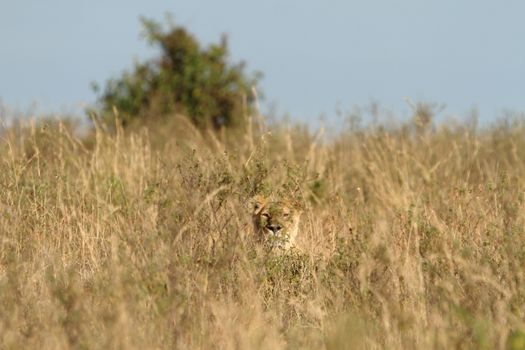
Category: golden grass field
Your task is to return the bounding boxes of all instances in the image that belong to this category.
[1,110,525,349]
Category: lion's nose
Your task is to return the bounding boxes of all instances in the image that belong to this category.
[267,224,282,233]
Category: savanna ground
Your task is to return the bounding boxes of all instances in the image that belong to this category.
[1,109,525,349]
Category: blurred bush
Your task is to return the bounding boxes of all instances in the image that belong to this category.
[93,17,260,129]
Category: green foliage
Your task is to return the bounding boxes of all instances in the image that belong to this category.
[507,330,525,350]
[95,17,260,129]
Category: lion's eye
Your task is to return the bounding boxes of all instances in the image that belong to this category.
[262,213,270,218]
[283,213,289,218]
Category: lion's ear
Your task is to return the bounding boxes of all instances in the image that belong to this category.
[251,195,266,214]
[289,197,303,211]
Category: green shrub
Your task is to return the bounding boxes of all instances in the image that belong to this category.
[94,17,260,129]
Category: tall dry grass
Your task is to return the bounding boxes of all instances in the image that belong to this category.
[1,112,525,349]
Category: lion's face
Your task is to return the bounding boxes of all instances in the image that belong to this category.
[252,195,302,250]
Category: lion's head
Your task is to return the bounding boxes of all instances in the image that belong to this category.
[251,195,302,251]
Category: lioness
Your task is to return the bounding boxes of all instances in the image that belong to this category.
[252,195,302,251]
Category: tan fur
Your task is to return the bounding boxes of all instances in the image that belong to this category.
[251,195,302,251]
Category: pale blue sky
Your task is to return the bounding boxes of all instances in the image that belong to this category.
[1,0,524,124]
